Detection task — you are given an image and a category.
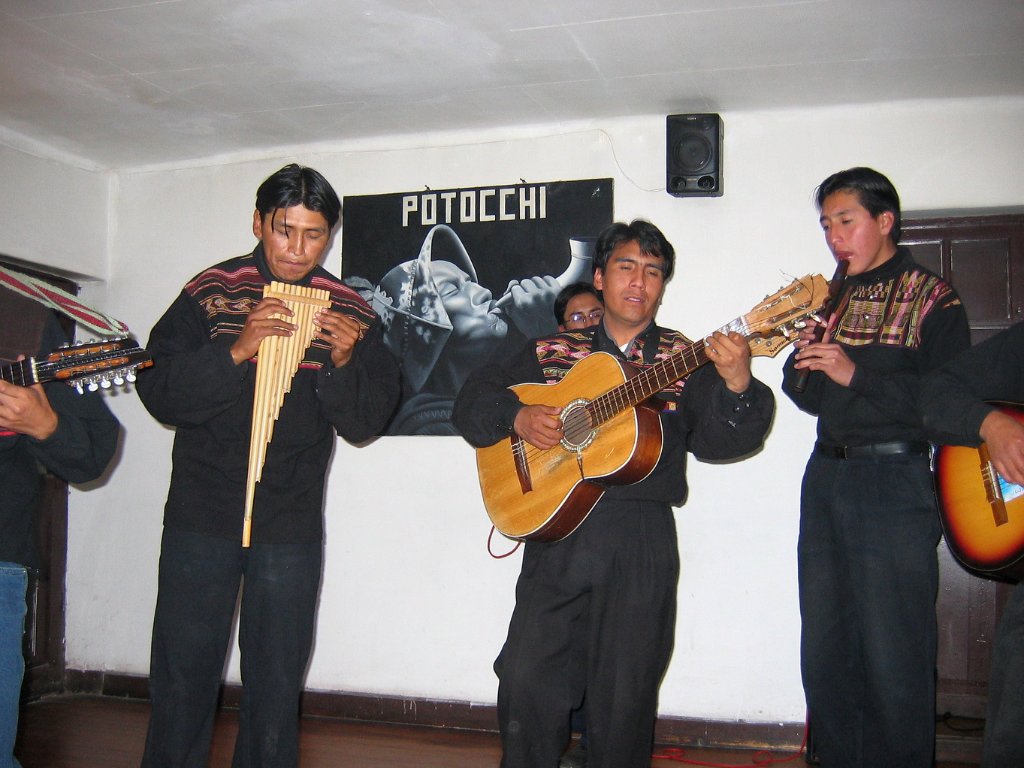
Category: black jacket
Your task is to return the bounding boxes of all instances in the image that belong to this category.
[921,321,1024,446]
[0,312,119,568]
[137,247,400,544]
[782,248,970,447]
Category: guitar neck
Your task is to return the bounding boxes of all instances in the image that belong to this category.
[589,316,746,427]
[0,339,152,392]
[0,358,42,386]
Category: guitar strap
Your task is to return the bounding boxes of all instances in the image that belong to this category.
[0,285,48,363]
[0,264,130,338]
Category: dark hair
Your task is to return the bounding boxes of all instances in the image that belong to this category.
[255,164,341,230]
[815,167,901,243]
[592,220,675,281]
[553,282,600,325]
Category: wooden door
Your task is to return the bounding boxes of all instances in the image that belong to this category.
[904,212,1024,343]
[23,475,68,699]
[902,212,1024,721]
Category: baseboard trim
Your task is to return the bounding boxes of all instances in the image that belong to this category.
[61,669,804,750]
[59,669,981,760]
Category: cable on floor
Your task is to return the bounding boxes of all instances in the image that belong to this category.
[651,719,809,767]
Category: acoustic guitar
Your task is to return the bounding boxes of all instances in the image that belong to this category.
[934,403,1024,582]
[1,338,152,393]
[475,274,830,542]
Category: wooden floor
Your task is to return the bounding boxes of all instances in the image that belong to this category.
[15,695,981,768]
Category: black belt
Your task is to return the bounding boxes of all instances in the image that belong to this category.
[814,440,931,460]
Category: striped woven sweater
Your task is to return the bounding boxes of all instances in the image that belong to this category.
[137,246,400,544]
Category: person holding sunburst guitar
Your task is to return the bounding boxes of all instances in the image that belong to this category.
[782,167,971,768]
[921,321,1024,768]
[452,219,775,768]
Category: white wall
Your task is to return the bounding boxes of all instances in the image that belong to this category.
[0,146,110,279]
[8,96,1024,726]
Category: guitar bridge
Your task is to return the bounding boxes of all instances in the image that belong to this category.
[511,434,533,495]
[980,444,1009,526]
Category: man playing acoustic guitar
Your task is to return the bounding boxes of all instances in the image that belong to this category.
[921,321,1024,768]
[452,219,774,768]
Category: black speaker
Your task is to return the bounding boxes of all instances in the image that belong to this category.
[666,113,723,197]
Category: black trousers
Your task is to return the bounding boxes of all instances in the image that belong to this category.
[496,502,679,768]
[799,452,939,768]
[141,528,323,768]
[982,581,1024,768]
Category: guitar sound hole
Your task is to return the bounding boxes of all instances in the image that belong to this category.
[560,400,596,452]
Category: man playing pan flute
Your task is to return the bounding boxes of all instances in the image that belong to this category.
[783,168,969,768]
[452,219,774,768]
[137,164,400,768]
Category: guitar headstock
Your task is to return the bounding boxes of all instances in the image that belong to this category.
[44,338,153,393]
[743,274,830,359]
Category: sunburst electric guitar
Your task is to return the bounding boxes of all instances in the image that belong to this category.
[934,403,1024,583]
[475,274,830,542]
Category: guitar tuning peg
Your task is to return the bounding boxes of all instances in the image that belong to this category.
[100,379,112,389]
[87,381,99,392]
[126,372,137,383]
[113,375,125,386]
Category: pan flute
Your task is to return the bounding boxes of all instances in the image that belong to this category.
[243,281,332,547]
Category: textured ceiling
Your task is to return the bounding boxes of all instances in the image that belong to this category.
[1,0,1022,169]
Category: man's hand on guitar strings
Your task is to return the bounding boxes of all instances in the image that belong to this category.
[0,376,58,440]
[980,410,1024,486]
[706,330,752,394]
[513,404,563,451]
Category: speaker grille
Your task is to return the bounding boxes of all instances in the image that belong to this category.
[666,113,723,197]
[673,134,713,173]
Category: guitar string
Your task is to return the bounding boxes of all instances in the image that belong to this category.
[513,336,721,464]
[1,360,31,386]
[529,320,772,453]
[512,309,769,465]
[2,341,148,390]
[495,279,822,467]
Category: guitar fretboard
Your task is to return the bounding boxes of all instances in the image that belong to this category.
[587,316,750,428]
[0,358,40,386]
[1,339,151,392]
